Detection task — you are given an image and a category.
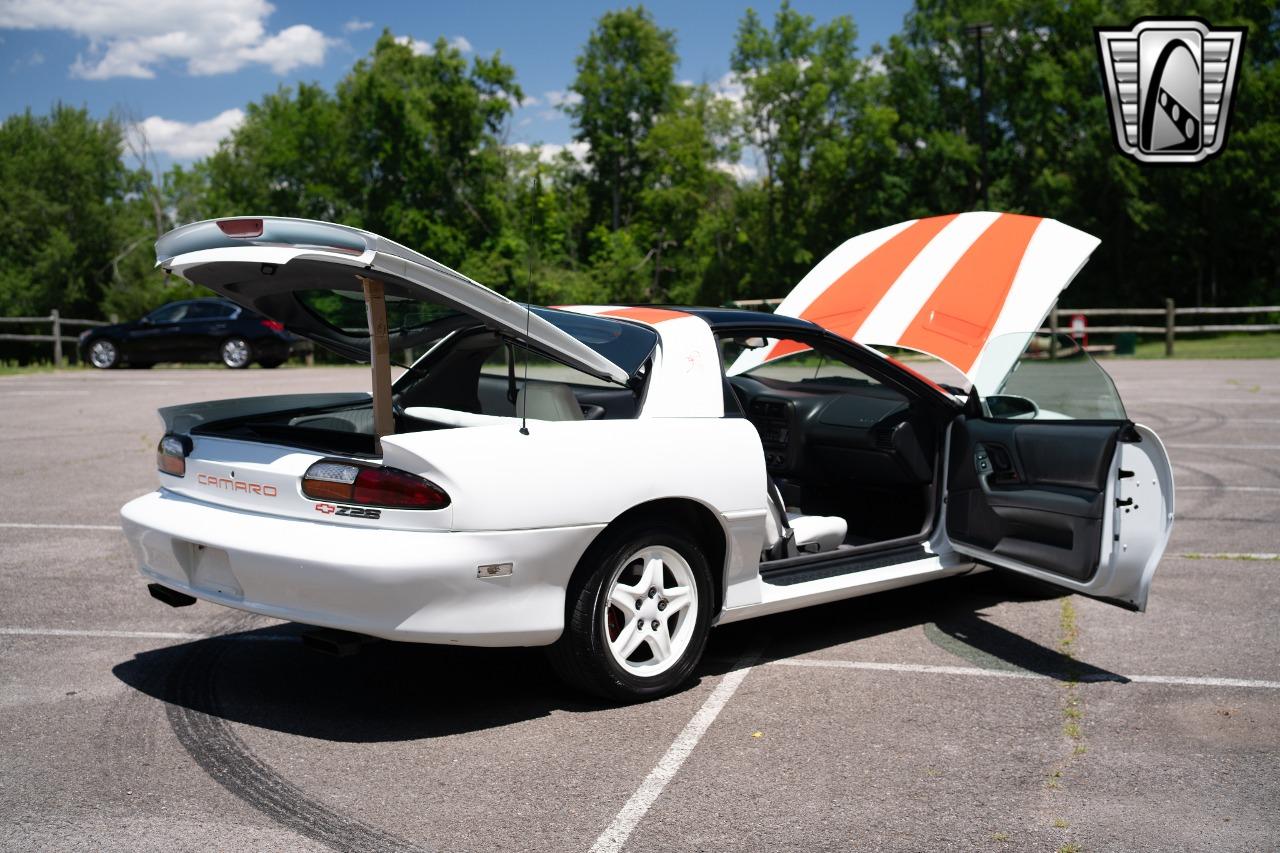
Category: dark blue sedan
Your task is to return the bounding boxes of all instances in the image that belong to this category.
[78,298,297,369]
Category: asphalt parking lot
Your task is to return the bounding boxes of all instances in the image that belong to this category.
[1,360,1277,852]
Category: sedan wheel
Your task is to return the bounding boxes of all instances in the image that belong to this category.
[603,545,699,677]
[88,339,119,369]
[548,524,712,702]
[220,338,252,369]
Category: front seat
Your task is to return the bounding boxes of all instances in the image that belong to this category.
[516,382,584,422]
[762,480,847,560]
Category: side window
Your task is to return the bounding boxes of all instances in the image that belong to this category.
[185,302,235,320]
[146,303,188,323]
[721,335,885,391]
[987,333,1126,421]
[481,342,615,388]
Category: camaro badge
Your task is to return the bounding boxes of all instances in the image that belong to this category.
[1095,18,1246,164]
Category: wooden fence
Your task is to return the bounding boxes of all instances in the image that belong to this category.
[0,312,115,366]
[730,298,1280,357]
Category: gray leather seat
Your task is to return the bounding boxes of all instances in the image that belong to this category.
[517,382,584,422]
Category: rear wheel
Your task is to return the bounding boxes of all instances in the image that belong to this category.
[547,524,712,702]
[220,337,252,369]
[88,339,119,369]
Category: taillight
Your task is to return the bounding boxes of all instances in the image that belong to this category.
[157,434,190,477]
[217,218,263,238]
[302,460,450,510]
[261,319,285,332]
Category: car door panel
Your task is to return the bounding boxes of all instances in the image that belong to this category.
[947,418,1124,582]
[946,417,1173,609]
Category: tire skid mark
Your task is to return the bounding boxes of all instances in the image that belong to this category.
[163,615,428,853]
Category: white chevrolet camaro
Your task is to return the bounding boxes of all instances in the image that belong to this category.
[122,213,1175,701]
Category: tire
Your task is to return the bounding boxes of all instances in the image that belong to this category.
[547,522,713,703]
[220,337,253,369]
[87,338,120,369]
[258,358,285,369]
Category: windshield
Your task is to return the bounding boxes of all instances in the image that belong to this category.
[987,333,1126,420]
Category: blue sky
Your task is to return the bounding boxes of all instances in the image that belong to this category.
[0,0,913,168]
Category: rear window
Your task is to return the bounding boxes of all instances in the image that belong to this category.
[296,289,461,337]
[533,308,657,379]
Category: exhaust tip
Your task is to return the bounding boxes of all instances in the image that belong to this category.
[301,627,378,658]
[148,583,197,608]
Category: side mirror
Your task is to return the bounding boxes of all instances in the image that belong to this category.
[986,394,1039,419]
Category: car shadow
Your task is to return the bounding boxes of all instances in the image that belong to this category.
[113,572,1126,744]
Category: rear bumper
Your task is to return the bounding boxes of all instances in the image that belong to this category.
[121,489,603,646]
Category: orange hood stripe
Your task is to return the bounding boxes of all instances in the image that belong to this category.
[764,214,958,361]
[897,213,1042,374]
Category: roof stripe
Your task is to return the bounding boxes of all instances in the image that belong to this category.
[600,307,690,325]
[897,213,1042,373]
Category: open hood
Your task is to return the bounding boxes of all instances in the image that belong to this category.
[156,217,633,385]
[729,212,1100,395]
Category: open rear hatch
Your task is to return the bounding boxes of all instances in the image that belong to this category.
[157,217,639,382]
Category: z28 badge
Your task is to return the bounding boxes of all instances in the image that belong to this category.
[314,503,381,519]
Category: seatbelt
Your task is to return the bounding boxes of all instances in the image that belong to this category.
[765,478,795,560]
[505,341,519,405]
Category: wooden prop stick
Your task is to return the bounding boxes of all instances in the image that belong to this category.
[358,275,395,443]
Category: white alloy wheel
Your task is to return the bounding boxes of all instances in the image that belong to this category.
[89,339,118,368]
[221,338,252,369]
[602,544,699,678]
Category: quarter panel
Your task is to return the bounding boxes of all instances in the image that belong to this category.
[381,418,768,532]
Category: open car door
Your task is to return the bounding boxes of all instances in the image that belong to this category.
[944,335,1175,610]
[737,212,1173,609]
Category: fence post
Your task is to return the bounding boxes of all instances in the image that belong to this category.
[51,310,62,367]
[1164,298,1176,357]
[1048,302,1059,359]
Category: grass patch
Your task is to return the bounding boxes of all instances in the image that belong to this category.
[0,361,76,376]
[1127,332,1280,359]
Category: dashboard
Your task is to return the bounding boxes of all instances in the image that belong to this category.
[731,374,935,487]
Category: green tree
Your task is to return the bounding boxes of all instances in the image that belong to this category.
[0,106,131,318]
[568,6,678,232]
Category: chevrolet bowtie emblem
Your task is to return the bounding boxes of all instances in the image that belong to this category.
[1095,17,1246,165]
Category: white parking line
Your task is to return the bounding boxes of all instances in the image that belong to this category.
[1177,486,1280,493]
[0,627,208,641]
[1167,443,1280,450]
[0,522,118,531]
[589,647,762,853]
[0,627,292,642]
[1177,552,1279,561]
[770,658,1280,689]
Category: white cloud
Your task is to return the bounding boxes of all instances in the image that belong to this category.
[395,34,472,57]
[715,160,758,182]
[0,0,334,79]
[129,108,244,160]
[8,48,43,72]
[711,71,746,109]
[543,89,583,109]
[510,141,590,165]
[343,19,373,33]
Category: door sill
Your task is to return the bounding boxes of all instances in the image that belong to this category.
[761,543,931,587]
